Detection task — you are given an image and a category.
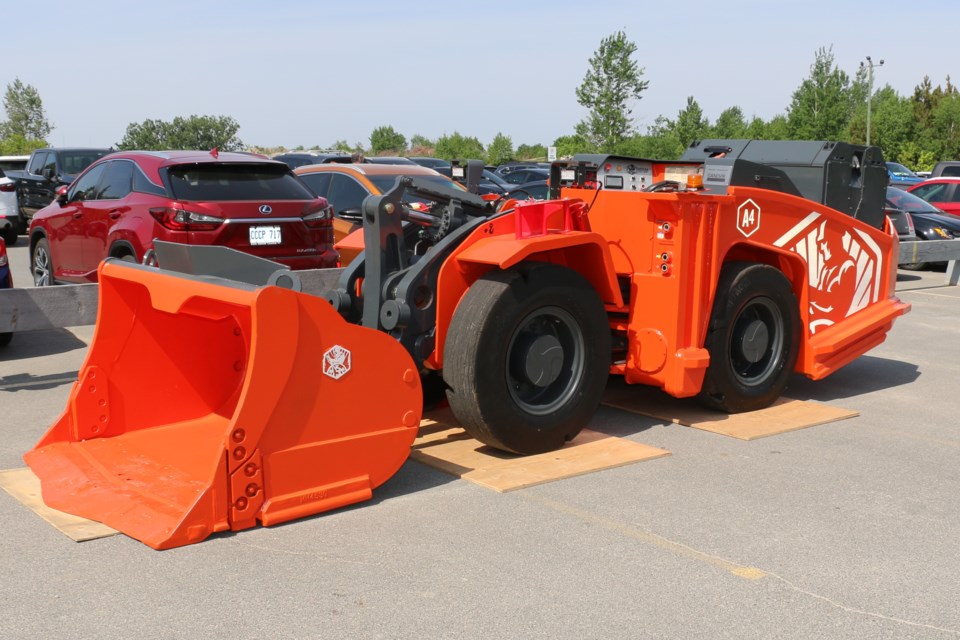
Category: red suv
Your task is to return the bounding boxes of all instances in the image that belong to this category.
[28,150,338,286]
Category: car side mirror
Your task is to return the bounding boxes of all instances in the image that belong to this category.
[41,167,56,181]
[56,185,69,206]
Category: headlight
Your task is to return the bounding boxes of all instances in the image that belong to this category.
[932,227,955,239]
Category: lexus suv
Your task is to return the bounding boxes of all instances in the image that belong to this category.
[29,150,337,286]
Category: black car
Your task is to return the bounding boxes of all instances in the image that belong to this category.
[506,180,549,201]
[494,162,550,177]
[502,168,550,185]
[478,169,512,195]
[887,186,960,270]
[365,156,417,165]
[272,151,353,168]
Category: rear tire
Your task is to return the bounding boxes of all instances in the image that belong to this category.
[443,263,610,455]
[698,262,800,413]
[31,237,54,287]
[0,332,11,347]
[1,227,17,246]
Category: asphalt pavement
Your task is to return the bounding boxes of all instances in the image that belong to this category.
[1,238,959,639]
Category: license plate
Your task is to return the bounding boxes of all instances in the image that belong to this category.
[249,225,281,245]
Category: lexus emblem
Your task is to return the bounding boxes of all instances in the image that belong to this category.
[259,205,272,215]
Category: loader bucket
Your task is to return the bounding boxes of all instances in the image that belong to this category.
[25,259,422,549]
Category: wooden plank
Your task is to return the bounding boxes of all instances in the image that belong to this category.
[0,467,118,542]
[412,413,670,492]
[602,384,858,441]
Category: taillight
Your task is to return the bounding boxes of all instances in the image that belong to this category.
[0,183,15,192]
[149,207,224,231]
[0,242,7,266]
[302,202,333,229]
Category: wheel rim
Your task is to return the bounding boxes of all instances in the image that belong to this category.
[33,245,51,286]
[729,296,784,387]
[506,306,585,416]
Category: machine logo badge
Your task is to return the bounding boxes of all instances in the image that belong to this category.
[737,199,761,238]
[259,205,272,215]
[323,345,351,380]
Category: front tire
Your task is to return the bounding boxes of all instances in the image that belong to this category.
[699,262,800,413]
[31,237,54,287]
[443,263,611,455]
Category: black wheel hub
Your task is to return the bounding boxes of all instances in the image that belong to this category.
[516,334,564,388]
[730,298,784,387]
[737,319,770,364]
[506,306,585,416]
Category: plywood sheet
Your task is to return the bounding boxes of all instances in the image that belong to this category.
[602,385,858,440]
[414,411,670,492]
[0,467,118,542]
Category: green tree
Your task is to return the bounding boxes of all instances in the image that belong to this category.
[117,115,243,150]
[552,134,590,158]
[924,92,960,161]
[516,143,547,160]
[0,133,45,154]
[0,78,53,142]
[786,46,855,140]
[370,125,407,154]
[847,85,915,159]
[640,98,709,159]
[434,132,484,160]
[574,30,649,152]
[409,134,434,148]
[486,132,514,165]
[674,97,710,149]
[641,116,684,159]
[330,139,362,151]
[117,119,170,150]
[171,115,243,150]
[911,75,957,132]
[614,134,662,158]
[711,106,748,138]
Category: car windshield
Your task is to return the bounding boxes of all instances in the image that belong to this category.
[166,163,316,201]
[482,170,509,187]
[60,151,111,175]
[887,162,918,178]
[886,187,941,214]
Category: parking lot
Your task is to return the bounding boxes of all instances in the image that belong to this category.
[1,238,959,639]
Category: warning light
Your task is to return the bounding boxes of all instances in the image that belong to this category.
[687,174,704,190]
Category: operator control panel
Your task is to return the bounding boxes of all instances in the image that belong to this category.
[550,155,707,197]
[596,160,654,191]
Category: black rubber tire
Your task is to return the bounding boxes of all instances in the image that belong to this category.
[31,237,54,287]
[1,227,17,246]
[443,263,611,455]
[0,332,11,347]
[698,262,800,413]
[899,261,928,271]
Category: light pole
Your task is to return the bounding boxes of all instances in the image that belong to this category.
[861,56,884,146]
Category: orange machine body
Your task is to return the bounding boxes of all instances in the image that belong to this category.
[425,174,908,399]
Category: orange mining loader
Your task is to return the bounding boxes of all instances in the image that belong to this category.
[26,140,910,549]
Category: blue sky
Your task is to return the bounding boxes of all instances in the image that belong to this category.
[6,0,957,150]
